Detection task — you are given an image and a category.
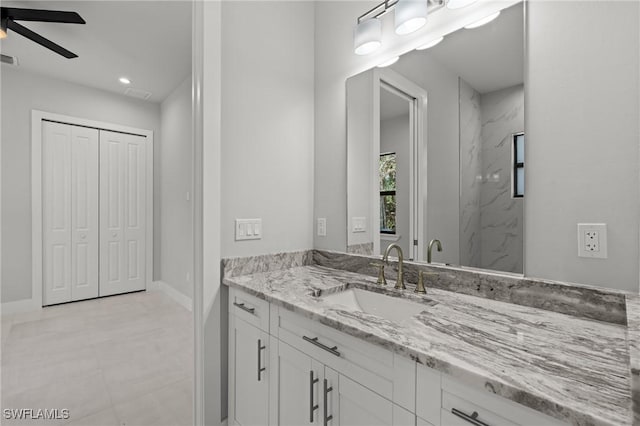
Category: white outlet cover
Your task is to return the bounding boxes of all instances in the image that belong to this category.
[577,223,607,259]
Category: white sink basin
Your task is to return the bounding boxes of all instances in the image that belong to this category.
[322,288,427,323]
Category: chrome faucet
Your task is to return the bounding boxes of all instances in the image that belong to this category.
[382,244,405,290]
[427,239,442,264]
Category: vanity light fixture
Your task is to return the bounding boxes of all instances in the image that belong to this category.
[377,56,400,67]
[446,0,478,10]
[395,0,428,35]
[354,18,382,55]
[464,11,500,29]
[416,36,444,50]
[354,0,445,55]
[119,77,131,85]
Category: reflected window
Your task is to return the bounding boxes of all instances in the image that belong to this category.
[379,153,397,234]
[513,133,524,197]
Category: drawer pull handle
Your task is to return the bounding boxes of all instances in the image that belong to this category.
[323,378,333,426]
[309,370,319,422]
[233,302,255,315]
[257,339,266,381]
[303,336,340,357]
[451,408,490,426]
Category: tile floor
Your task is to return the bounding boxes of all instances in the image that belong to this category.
[1,291,193,426]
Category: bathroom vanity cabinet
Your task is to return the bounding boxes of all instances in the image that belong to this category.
[228,287,567,426]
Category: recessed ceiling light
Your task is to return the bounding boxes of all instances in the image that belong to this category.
[464,11,501,29]
[416,36,444,50]
[447,0,478,9]
[119,77,131,85]
[377,56,399,68]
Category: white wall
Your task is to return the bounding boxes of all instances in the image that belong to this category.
[314,0,639,292]
[1,68,161,303]
[220,1,315,258]
[526,1,639,291]
[160,76,193,299]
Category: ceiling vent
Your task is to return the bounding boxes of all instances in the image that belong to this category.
[1,54,19,67]
[124,87,152,101]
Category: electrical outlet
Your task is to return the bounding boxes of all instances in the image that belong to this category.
[317,218,327,237]
[578,223,607,258]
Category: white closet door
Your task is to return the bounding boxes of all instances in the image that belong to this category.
[43,122,99,305]
[99,130,147,296]
[71,125,100,301]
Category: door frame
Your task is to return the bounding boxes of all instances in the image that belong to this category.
[32,110,154,307]
[372,68,428,261]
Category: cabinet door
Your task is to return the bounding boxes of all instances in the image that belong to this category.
[325,368,394,426]
[274,341,321,425]
[229,315,270,426]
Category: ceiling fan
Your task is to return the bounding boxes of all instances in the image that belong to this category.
[0,7,86,59]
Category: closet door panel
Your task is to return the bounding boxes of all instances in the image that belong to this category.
[43,122,73,305]
[124,138,146,288]
[70,126,99,301]
[99,130,147,296]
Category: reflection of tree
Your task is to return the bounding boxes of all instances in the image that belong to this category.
[379,153,396,233]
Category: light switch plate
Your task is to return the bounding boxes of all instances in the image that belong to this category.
[235,218,262,241]
[352,217,367,233]
[317,218,326,237]
[578,223,607,258]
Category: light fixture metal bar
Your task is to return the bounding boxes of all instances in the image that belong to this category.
[357,0,445,23]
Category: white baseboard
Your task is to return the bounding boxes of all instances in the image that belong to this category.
[150,281,193,311]
[1,298,41,317]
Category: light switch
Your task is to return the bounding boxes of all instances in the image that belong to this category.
[352,217,367,233]
[317,218,327,237]
[235,218,262,241]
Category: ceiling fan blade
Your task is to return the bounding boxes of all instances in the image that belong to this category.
[2,7,85,24]
[6,20,78,59]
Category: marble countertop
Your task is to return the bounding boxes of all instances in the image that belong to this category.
[627,295,640,424]
[224,265,632,426]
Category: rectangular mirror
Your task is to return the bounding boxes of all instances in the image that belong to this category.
[347,2,524,274]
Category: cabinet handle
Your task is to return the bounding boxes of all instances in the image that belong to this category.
[323,378,333,426]
[234,302,255,315]
[309,371,319,422]
[451,408,490,426]
[257,339,266,381]
[303,336,341,357]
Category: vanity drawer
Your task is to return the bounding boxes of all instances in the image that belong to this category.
[229,288,270,332]
[441,392,516,426]
[441,376,567,426]
[272,305,416,411]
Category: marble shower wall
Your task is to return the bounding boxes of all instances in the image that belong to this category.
[479,85,524,273]
[459,79,482,268]
[459,80,524,274]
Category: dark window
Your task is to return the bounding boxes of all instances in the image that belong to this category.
[513,133,524,197]
[379,153,396,234]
